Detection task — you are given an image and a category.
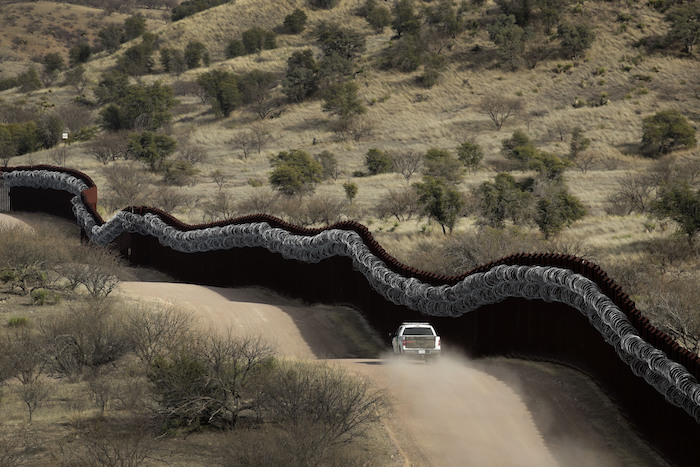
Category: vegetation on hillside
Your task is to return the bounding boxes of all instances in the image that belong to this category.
[0,0,698,352]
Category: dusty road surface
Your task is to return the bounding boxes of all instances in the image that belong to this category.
[120,281,668,467]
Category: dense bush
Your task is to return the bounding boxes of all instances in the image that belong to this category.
[364,148,394,175]
[242,27,277,54]
[99,81,176,131]
[641,110,697,157]
[225,39,245,58]
[196,69,240,118]
[172,0,230,21]
[269,149,323,196]
[309,0,339,9]
[283,8,308,34]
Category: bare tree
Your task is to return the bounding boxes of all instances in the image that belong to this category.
[148,333,276,429]
[0,427,29,466]
[50,147,70,166]
[393,151,422,182]
[102,162,156,211]
[574,151,597,174]
[151,185,190,213]
[177,144,207,167]
[14,380,51,422]
[606,173,656,214]
[127,303,194,366]
[41,298,133,378]
[60,243,123,297]
[201,190,238,222]
[375,187,422,221]
[229,132,257,159]
[479,96,524,131]
[211,169,227,189]
[301,195,348,226]
[262,361,387,467]
[249,122,275,154]
[89,132,130,165]
[237,189,279,215]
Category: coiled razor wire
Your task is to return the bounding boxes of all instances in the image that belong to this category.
[4,169,700,422]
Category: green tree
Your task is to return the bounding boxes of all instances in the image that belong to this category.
[196,70,240,118]
[18,67,42,93]
[282,49,319,103]
[242,27,277,54]
[309,0,339,9]
[424,148,463,184]
[424,0,464,39]
[99,81,176,131]
[41,53,65,85]
[123,13,147,42]
[652,181,700,245]
[557,22,595,60]
[97,24,123,53]
[269,149,323,196]
[501,130,537,167]
[184,41,209,69]
[495,0,533,27]
[94,70,130,106]
[284,8,308,34]
[116,33,155,76]
[365,148,394,175]
[366,4,392,32]
[569,126,591,160]
[68,42,91,67]
[414,176,465,234]
[457,139,484,172]
[477,173,534,228]
[238,70,278,119]
[314,22,367,61]
[63,64,90,95]
[488,15,530,70]
[226,39,246,58]
[160,48,186,74]
[535,188,585,239]
[343,182,358,203]
[127,131,177,172]
[528,151,570,181]
[382,34,424,72]
[321,80,366,129]
[641,110,697,157]
[392,0,421,38]
[665,2,699,55]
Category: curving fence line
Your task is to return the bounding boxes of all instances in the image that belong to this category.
[2,166,700,463]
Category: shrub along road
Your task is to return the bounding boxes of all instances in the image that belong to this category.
[119,281,667,466]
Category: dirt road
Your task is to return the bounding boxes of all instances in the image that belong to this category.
[119,281,667,467]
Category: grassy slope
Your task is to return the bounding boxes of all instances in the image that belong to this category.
[0,0,698,284]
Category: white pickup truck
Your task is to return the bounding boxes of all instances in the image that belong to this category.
[390,322,441,360]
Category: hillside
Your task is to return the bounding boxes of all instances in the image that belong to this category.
[0,0,698,338]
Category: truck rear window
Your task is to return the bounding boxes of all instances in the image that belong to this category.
[404,327,434,335]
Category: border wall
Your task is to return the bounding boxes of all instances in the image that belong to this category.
[2,165,699,465]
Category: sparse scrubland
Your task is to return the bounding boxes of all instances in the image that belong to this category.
[0,217,390,465]
[0,0,699,460]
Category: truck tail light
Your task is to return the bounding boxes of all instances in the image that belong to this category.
[436,337,441,348]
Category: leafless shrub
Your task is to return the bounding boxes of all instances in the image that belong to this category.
[151,185,190,213]
[87,371,119,416]
[551,121,569,141]
[59,243,123,297]
[479,96,524,131]
[102,163,156,211]
[64,423,158,467]
[300,195,348,226]
[0,427,29,466]
[211,169,227,189]
[644,280,700,354]
[177,144,207,168]
[606,173,656,215]
[89,132,129,165]
[229,132,257,159]
[14,380,51,422]
[149,333,276,429]
[49,146,70,166]
[41,298,133,378]
[375,187,421,222]
[127,303,194,366]
[574,151,597,173]
[59,102,94,132]
[345,117,374,142]
[236,189,279,215]
[201,190,238,222]
[261,360,387,467]
[392,151,422,182]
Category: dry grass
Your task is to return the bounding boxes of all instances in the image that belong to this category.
[1,0,698,286]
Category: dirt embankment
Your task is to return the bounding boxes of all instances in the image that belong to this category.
[120,281,668,467]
